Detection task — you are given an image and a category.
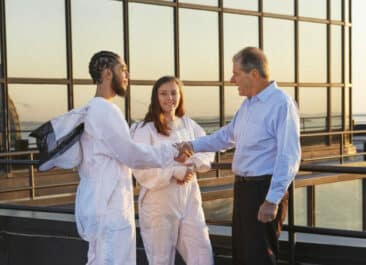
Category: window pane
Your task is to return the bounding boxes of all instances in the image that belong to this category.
[5,0,66,78]
[74,85,125,114]
[264,18,294,82]
[180,9,218,80]
[283,187,307,226]
[72,0,123,79]
[331,26,342,83]
[129,4,174,80]
[263,0,293,15]
[8,85,68,150]
[344,0,349,22]
[316,180,362,231]
[130,85,219,133]
[203,197,232,221]
[184,86,220,134]
[294,188,307,226]
[299,87,327,132]
[331,0,342,21]
[224,86,245,123]
[280,87,295,99]
[331,87,342,130]
[299,22,327,83]
[223,0,257,10]
[224,14,258,81]
[179,0,217,6]
[299,0,326,19]
[130,85,150,122]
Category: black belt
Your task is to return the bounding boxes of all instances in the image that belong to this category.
[235,175,272,183]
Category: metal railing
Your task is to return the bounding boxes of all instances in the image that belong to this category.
[1,129,366,264]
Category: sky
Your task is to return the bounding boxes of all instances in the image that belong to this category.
[352,0,366,115]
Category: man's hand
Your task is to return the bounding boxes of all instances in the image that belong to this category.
[174,141,194,163]
[257,200,278,223]
[176,166,194,185]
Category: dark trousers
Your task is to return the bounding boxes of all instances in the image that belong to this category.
[232,177,288,265]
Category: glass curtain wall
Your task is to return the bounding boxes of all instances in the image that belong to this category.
[0,0,353,218]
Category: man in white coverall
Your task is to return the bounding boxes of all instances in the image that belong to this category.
[75,51,190,265]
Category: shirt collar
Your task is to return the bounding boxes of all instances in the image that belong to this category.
[254,81,277,102]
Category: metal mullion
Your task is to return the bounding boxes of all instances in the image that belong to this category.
[298,83,331,87]
[341,0,346,132]
[123,0,131,124]
[129,0,177,8]
[217,0,224,178]
[262,12,296,21]
[327,0,332,143]
[329,19,346,26]
[174,0,180,77]
[72,79,93,85]
[307,186,316,226]
[348,0,352,130]
[0,0,9,152]
[294,0,299,105]
[180,80,221,86]
[223,81,343,87]
[258,0,263,49]
[218,0,224,128]
[297,16,330,25]
[222,7,261,17]
[7,78,69,85]
[288,3,298,265]
[178,3,220,12]
[65,0,73,110]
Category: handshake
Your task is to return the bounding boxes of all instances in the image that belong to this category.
[174,141,194,163]
[173,141,195,185]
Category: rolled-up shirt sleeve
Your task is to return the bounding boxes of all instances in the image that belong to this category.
[265,100,301,204]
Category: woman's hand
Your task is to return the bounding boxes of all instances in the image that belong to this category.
[176,165,194,185]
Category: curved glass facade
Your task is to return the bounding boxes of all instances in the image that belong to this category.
[0,1,357,229]
[0,0,352,152]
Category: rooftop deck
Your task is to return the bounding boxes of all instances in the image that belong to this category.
[1,132,366,264]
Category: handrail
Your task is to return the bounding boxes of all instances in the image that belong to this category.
[0,149,39,157]
[1,158,366,265]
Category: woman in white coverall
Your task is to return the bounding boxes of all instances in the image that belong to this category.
[131,76,214,265]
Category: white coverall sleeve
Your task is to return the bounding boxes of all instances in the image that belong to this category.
[131,123,187,189]
[186,119,215,173]
[87,103,178,169]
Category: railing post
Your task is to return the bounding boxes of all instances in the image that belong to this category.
[288,182,296,265]
[340,133,344,164]
[29,153,35,199]
[307,186,316,226]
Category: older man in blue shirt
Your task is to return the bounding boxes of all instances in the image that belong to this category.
[180,47,301,265]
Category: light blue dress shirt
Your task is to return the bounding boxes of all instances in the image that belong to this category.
[192,81,301,204]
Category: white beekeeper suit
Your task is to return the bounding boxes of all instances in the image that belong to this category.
[131,116,214,265]
[75,97,178,265]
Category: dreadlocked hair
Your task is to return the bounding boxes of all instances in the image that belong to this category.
[89,50,120,84]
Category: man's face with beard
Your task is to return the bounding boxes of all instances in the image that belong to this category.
[111,58,129,97]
